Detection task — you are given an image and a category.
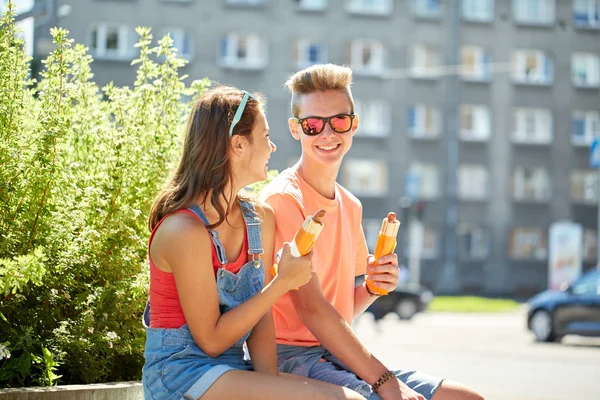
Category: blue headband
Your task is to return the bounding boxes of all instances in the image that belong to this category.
[229,91,255,137]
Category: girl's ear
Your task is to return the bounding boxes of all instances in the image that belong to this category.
[230,134,247,156]
[289,118,301,141]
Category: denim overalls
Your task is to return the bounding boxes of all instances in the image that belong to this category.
[142,201,264,400]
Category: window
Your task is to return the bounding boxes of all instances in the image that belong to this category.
[571,270,600,295]
[346,0,392,15]
[296,40,326,68]
[462,0,494,21]
[509,227,547,260]
[157,28,193,60]
[573,0,600,28]
[511,50,553,85]
[460,104,491,141]
[410,45,440,78]
[219,33,267,69]
[458,165,488,200]
[407,163,439,199]
[412,0,441,18]
[89,24,135,61]
[342,159,388,196]
[572,53,600,87]
[226,0,267,5]
[572,111,600,146]
[408,104,440,138]
[512,0,555,24]
[512,108,552,144]
[349,40,384,75]
[461,46,491,81]
[571,170,598,203]
[458,224,490,260]
[583,229,597,262]
[354,99,391,137]
[513,167,551,202]
[421,227,439,259]
[296,0,327,10]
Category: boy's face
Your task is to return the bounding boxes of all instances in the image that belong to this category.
[289,90,359,169]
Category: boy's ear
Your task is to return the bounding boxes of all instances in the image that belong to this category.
[289,118,301,141]
[351,114,359,136]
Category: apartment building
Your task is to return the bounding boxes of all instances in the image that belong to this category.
[31,0,600,295]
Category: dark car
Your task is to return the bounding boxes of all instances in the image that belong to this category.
[363,280,434,321]
[527,269,600,342]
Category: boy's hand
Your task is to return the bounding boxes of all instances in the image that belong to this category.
[365,253,400,294]
[377,378,426,400]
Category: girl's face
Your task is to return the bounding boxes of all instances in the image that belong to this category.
[242,110,277,185]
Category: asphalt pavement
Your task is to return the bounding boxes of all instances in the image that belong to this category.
[353,308,600,400]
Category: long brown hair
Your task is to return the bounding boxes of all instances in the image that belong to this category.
[148,86,264,231]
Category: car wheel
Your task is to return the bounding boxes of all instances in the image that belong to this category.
[530,310,555,342]
[396,299,417,320]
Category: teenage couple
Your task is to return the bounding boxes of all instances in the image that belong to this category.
[142,63,484,400]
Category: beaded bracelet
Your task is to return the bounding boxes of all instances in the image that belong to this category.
[372,370,395,393]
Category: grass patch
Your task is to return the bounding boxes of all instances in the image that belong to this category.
[428,296,521,313]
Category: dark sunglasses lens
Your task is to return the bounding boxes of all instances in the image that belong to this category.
[330,115,353,133]
[302,118,324,135]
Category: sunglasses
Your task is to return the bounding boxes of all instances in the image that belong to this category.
[294,113,356,136]
[229,90,256,137]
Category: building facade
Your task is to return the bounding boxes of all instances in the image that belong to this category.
[32,0,600,295]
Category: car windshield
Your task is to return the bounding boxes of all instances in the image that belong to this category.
[572,271,600,296]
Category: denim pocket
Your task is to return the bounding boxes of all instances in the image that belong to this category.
[160,344,193,391]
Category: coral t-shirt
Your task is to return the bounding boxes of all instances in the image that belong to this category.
[260,168,368,346]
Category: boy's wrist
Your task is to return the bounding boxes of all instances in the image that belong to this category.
[363,281,382,297]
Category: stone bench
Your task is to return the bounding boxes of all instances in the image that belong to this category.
[0,381,142,400]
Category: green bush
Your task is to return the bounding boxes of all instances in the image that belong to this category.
[0,3,210,387]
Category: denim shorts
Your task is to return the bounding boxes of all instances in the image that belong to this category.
[277,344,444,400]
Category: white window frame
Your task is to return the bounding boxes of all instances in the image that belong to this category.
[513,167,551,202]
[408,104,441,139]
[296,39,326,69]
[509,227,548,260]
[89,23,134,61]
[571,170,598,203]
[354,99,391,137]
[296,0,328,11]
[219,33,267,70]
[462,0,494,22]
[512,0,555,25]
[458,224,490,260]
[572,52,600,87]
[410,44,440,78]
[572,111,600,146]
[346,0,392,15]
[349,40,384,76]
[458,165,489,200]
[512,108,553,144]
[157,27,194,60]
[460,104,491,141]
[460,46,491,81]
[225,0,267,6]
[573,0,600,28]
[408,163,439,200]
[412,0,442,18]
[343,159,388,197]
[511,49,553,85]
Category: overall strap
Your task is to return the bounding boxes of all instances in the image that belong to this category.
[239,200,264,262]
[188,204,228,265]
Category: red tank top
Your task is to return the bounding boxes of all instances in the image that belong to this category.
[148,209,248,328]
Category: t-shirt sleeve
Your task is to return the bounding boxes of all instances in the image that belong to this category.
[263,193,307,266]
[354,205,369,277]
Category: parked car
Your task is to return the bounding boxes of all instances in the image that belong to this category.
[527,269,600,342]
[361,278,434,321]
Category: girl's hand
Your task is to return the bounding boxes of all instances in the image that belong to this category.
[275,242,313,291]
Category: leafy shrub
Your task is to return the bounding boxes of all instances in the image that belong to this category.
[0,3,210,386]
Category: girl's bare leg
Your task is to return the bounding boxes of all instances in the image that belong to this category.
[201,369,366,400]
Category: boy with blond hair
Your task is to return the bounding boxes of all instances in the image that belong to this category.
[260,64,484,400]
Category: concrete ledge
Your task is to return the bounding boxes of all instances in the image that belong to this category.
[0,381,142,400]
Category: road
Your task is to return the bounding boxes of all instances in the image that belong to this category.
[353,309,600,400]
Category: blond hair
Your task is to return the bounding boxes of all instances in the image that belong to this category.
[285,64,354,117]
